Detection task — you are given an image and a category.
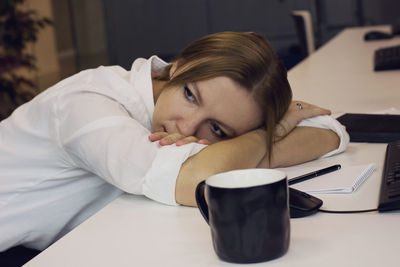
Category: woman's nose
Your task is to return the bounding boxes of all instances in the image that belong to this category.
[176,115,201,137]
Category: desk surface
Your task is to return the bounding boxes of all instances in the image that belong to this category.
[289,25,400,113]
[25,26,400,267]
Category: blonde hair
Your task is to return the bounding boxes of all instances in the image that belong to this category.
[156,32,292,158]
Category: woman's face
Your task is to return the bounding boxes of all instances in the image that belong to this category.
[152,76,263,144]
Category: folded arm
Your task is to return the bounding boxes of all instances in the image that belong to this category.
[175,125,340,207]
[174,101,345,207]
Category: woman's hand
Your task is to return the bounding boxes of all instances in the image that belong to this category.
[274,101,331,140]
[149,132,211,146]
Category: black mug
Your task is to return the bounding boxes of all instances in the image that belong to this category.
[195,169,290,263]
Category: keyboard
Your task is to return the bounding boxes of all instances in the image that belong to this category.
[374,45,400,71]
[378,140,400,212]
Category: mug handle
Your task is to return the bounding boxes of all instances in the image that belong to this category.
[195,181,209,224]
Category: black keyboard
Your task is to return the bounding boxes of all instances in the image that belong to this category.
[374,45,400,71]
[378,140,400,212]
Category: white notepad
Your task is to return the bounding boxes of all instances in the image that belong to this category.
[282,163,376,194]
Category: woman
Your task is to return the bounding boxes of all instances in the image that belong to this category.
[0,32,348,252]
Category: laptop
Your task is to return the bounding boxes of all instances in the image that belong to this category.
[337,113,400,143]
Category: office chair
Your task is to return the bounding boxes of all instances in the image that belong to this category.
[291,10,315,58]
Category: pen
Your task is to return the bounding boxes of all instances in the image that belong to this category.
[288,164,341,185]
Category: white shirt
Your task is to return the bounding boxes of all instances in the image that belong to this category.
[0,56,349,252]
[0,56,205,251]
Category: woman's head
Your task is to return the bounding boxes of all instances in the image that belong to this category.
[153,32,292,151]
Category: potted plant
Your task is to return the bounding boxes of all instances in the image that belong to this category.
[0,0,51,120]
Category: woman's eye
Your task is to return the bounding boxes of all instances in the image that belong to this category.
[184,85,195,102]
[210,122,227,138]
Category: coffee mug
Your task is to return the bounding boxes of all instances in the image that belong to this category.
[195,169,290,263]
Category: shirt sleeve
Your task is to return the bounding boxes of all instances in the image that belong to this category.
[142,143,206,206]
[56,91,206,206]
[297,115,350,158]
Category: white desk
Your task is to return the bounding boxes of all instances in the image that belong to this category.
[25,26,400,267]
[289,25,400,113]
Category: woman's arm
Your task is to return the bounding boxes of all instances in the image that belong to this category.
[259,126,339,168]
[175,129,266,206]
[175,126,339,207]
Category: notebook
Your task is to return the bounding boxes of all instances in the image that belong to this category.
[281,163,376,194]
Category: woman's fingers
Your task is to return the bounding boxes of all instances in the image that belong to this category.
[149,132,210,146]
[176,137,210,146]
[159,134,209,146]
[293,101,331,118]
[275,101,331,139]
[197,139,211,145]
[175,136,200,146]
[148,132,168,142]
[158,133,185,146]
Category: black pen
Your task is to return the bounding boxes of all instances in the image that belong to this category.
[288,164,341,185]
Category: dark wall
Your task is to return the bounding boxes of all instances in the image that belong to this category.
[53,0,400,71]
[103,0,316,69]
[104,0,209,68]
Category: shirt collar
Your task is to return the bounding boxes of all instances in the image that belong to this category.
[129,55,169,125]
